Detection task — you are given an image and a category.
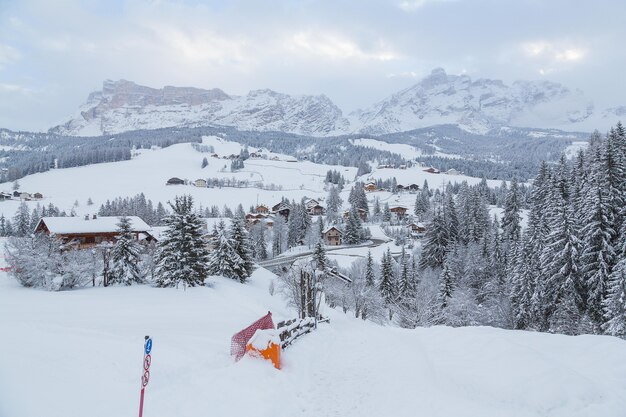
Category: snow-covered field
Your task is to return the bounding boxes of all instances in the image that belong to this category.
[0,136,500,222]
[2,267,626,417]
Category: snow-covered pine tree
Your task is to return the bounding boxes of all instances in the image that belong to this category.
[365,250,375,287]
[155,195,210,287]
[109,216,143,285]
[398,247,416,302]
[313,240,327,270]
[344,206,364,245]
[502,178,522,245]
[207,220,247,282]
[580,147,616,329]
[419,208,449,270]
[414,188,430,220]
[382,202,391,223]
[272,214,287,257]
[13,202,31,237]
[379,249,396,308]
[439,256,455,310]
[540,173,582,333]
[229,217,254,282]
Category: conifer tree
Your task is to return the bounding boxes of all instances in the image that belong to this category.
[419,208,449,269]
[109,216,143,285]
[439,258,454,309]
[379,249,396,306]
[581,149,616,329]
[13,202,31,237]
[207,220,247,282]
[365,250,375,287]
[229,217,254,281]
[344,206,364,245]
[155,195,210,287]
[502,178,522,244]
[382,202,391,223]
[313,241,327,270]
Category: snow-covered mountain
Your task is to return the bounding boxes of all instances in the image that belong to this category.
[51,70,623,137]
[50,79,349,137]
[350,68,599,134]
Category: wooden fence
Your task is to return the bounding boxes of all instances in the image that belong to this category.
[276,316,329,349]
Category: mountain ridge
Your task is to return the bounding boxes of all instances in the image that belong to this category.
[50,69,623,137]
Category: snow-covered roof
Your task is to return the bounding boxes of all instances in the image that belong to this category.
[323,226,342,234]
[38,216,151,234]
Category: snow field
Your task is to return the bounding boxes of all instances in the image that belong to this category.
[2,265,626,417]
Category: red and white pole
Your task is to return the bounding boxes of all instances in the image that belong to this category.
[139,335,152,417]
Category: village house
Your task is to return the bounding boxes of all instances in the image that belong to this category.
[364,182,378,192]
[390,206,408,220]
[307,204,325,216]
[19,192,32,200]
[406,184,420,192]
[166,177,185,185]
[407,222,426,235]
[322,226,343,246]
[34,215,155,249]
[33,192,44,199]
[343,208,368,222]
[272,202,291,220]
[446,168,460,175]
[194,179,208,187]
[423,167,440,174]
[0,192,12,201]
[12,191,20,198]
[255,204,269,214]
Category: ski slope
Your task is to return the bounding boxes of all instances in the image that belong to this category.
[1,267,626,417]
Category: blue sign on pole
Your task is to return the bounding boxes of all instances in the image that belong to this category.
[145,338,152,355]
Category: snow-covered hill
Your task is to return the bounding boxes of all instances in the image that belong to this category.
[1,265,625,417]
[0,136,501,222]
[50,71,624,137]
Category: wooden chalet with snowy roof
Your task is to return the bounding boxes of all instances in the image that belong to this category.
[407,222,426,235]
[255,204,269,214]
[390,206,408,220]
[34,215,155,249]
[272,201,291,219]
[322,226,342,246]
[343,208,368,222]
[364,182,378,192]
[194,178,208,187]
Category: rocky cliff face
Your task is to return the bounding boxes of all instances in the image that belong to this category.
[51,80,349,136]
[50,71,621,137]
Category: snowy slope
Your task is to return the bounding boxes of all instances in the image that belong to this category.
[0,136,355,220]
[1,266,626,417]
[0,136,495,222]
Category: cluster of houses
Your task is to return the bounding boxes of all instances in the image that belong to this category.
[244,197,326,229]
[165,178,210,187]
[363,182,420,193]
[0,190,44,202]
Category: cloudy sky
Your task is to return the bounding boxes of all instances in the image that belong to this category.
[1,0,624,131]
